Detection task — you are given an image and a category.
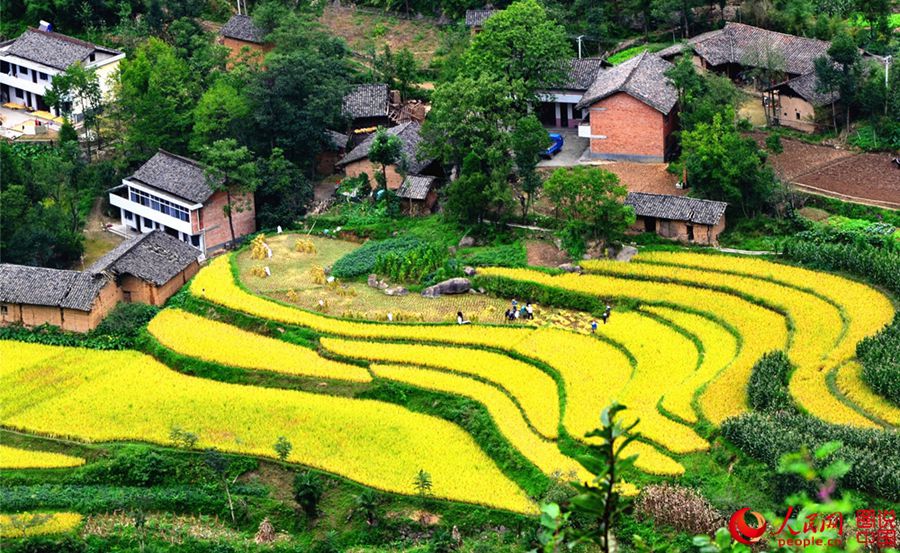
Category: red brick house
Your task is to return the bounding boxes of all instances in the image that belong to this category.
[109,150,256,257]
[0,231,200,332]
[218,14,272,67]
[575,53,678,162]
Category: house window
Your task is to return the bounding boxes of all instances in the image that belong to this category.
[128,187,190,221]
[20,67,27,76]
[89,53,95,62]
[123,291,132,303]
[795,111,801,120]
[15,88,23,98]
[124,210,133,221]
[40,72,48,80]
[190,235,201,247]
[144,216,153,228]
[0,305,7,315]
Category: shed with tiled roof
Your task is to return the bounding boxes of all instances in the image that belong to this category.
[625,192,728,245]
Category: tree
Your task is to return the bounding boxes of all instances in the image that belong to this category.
[680,109,776,217]
[168,17,228,88]
[511,115,549,221]
[543,166,635,254]
[413,469,432,496]
[666,54,741,132]
[855,0,890,46]
[293,471,323,518]
[741,40,786,125]
[443,152,512,224]
[273,436,292,461]
[368,127,403,193]
[421,73,515,177]
[815,32,862,133]
[58,119,78,144]
[190,77,251,154]
[203,450,236,523]
[255,148,313,229]
[115,38,195,160]
[376,46,420,101]
[463,0,572,111]
[44,63,102,159]
[349,490,381,526]
[201,139,260,247]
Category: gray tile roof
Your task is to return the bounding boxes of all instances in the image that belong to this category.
[219,14,267,44]
[576,52,677,113]
[327,129,349,150]
[337,122,433,175]
[775,71,838,106]
[4,29,121,71]
[465,9,497,27]
[0,264,107,312]
[89,231,200,286]
[559,58,607,91]
[664,23,831,76]
[342,84,390,120]
[129,150,215,204]
[397,174,436,200]
[625,192,728,225]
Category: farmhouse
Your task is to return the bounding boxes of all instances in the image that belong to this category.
[0,26,124,118]
[0,231,200,332]
[625,192,728,245]
[218,14,272,67]
[537,58,608,128]
[343,83,392,135]
[108,150,256,256]
[336,121,441,213]
[767,72,840,133]
[465,9,496,32]
[575,53,678,162]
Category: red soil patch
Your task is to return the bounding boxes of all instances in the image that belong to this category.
[526,240,570,267]
[794,154,900,208]
[601,162,682,195]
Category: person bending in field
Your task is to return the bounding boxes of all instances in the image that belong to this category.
[525,302,534,320]
[590,320,598,333]
[457,311,471,325]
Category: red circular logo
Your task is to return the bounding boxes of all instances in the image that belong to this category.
[729,508,767,545]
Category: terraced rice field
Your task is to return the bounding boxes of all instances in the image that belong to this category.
[2,246,894,513]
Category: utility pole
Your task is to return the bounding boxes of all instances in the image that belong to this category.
[577,35,585,59]
[884,55,892,116]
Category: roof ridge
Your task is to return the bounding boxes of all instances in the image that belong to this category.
[619,51,647,90]
[156,149,206,169]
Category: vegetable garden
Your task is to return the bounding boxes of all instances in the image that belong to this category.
[2,239,897,535]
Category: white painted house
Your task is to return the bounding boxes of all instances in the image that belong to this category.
[0,26,124,119]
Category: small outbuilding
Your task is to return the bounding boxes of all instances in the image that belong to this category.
[396,175,438,215]
[218,14,272,67]
[625,192,728,245]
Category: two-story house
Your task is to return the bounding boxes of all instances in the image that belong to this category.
[109,150,256,257]
[0,26,124,118]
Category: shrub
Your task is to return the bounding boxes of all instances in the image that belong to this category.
[781,237,900,294]
[331,236,422,278]
[857,314,900,406]
[374,242,448,283]
[293,471,324,518]
[94,303,159,341]
[747,351,794,413]
[634,484,724,536]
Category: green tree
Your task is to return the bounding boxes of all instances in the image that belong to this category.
[543,166,635,252]
[115,38,195,159]
[443,152,513,224]
[376,46,420,101]
[666,54,741,132]
[814,32,862,133]
[168,17,227,88]
[255,148,312,229]
[44,62,102,159]
[273,436,292,461]
[293,471,323,518]
[463,0,571,111]
[511,115,549,221]
[368,127,403,193]
[190,77,251,154]
[855,0,890,46]
[58,119,78,144]
[203,450,236,523]
[680,109,776,217]
[201,139,260,247]
[421,73,515,176]
[413,469,432,496]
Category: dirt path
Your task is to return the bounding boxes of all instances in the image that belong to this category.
[80,197,124,269]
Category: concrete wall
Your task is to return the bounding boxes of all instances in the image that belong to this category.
[587,92,669,162]
[343,160,405,191]
[200,191,256,252]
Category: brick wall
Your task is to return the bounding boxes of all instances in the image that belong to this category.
[343,160,405,191]
[588,92,668,162]
[201,191,256,252]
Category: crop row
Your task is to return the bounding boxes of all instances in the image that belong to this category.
[320,338,559,439]
[0,445,85,470]
[834,362,900,426]
[148,309,372,382]
[0,341,536,514]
